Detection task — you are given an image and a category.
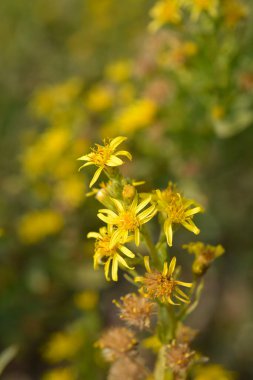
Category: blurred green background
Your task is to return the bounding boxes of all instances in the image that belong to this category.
[0,0,253,379]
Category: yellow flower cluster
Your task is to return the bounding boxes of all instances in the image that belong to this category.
[18,210,63,244]
[149,0,219,31]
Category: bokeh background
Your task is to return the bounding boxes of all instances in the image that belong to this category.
[0,0,253,379]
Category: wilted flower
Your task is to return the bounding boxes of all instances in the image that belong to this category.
[96,327,137,362]
[135,256,192,305]
[88,226,135,281]
[182,242,225,275]
[176,323,198,344]
[98,194,156,247]
[78,136,132,187]
[165,340,196,379]
[156,183,203,246]
[114,293,156,330]
[108,355,148,380]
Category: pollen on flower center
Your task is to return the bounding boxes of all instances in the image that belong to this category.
[119,211,140,230]
[144,272,175,299]
[96,236,117,257]
[91,145,112,166]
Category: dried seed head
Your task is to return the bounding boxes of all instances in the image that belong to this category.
[95,327,137,362]
[108,355,148,380]
[166,340,196,378]
[176,324,198,344]
[114,293,156,330]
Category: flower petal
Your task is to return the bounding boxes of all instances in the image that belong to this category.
[109,136,127,150]
[89,166,103,187]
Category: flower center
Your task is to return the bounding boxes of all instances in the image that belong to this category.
[91,144,113,166]
[143,272,175,300]
[118,211,139,231]
[96,236,117,258]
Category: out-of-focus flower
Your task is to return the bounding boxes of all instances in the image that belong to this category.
[43,368,75,380]
[108,355,148,380]
[88,226,135,281]
[114,293,156,330]
[115,98,157,133]
[211,105,225,120]
[149,0,182,32]
[54,176,84,208]
[176,323,198,344]
[183,242,225,275]
[135,256,192,305]
[22,127,71,178]
[194,364,236,380]
[31,78,82,119]
[105,60,133,83]
[165,340,196,377]
[182,0,219,20]
[98,194,156,247]
[95,327,137,362]
[43,332,82,362]
[155,183,203,246]
[18,210,63,244]
[78,136,132,187]
[222,0,248,28]
[74,290,98,310]
[86,84,114,112]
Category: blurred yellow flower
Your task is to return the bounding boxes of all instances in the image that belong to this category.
[22,127,71,178]
[194,364,236,380]
[149,0,182,32]
[156,183,203,246]
[183,242,225,275]
[43,368,75,380]
[86,84,114,111]
[18,210,63,244]
[116,98,157,133]
[31,78,82,119]
[222,0,248,28]
[55,176,84,208]
[182,0,219,20]
[105,60,132,83]
[211,105,225,120]
[98,195,156,247]
[135,256,192,305]
[88,226,135,281]
[43,332,82,362]
[74,290,98,310]
[78,136,132,187]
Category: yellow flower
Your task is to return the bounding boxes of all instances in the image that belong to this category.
[78,136,132,187]
[43,332,82,362]
[105,60,132,83]
[156,183,203,246]
[97,195,157,247]
[55,176,84,208]
[115,98,157,133]
[86,84,114,112]
[18,210,63,244]
[149,0,182,32]
[74,290,98,310]
[135,256,192,305]
[194,364,236,380]
[182,0,219,20]
[222,0,248,28]
[183,242,225,275]
[42,368,75,380]
[87,226,135,281]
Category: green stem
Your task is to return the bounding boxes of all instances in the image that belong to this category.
[141,225,159,266]
[154,346,166,380]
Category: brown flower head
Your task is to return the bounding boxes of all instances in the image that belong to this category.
[95,327,137,362]
[108,356,149,380]
[114,293,156,330]
[176,324,198,344]
[166,340,196,379]
[135,256,192,305]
